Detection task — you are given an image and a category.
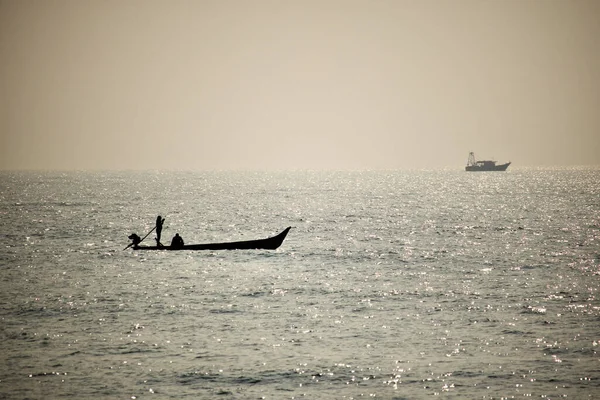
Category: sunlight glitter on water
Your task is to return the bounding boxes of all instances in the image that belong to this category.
[1,170,600,398]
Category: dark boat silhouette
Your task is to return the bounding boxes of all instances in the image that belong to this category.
[132,227,291,251]
[465,152,511,171]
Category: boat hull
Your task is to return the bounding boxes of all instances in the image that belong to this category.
[465,162,511,171]
[133,227,291,251]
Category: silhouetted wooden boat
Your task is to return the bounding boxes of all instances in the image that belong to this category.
[465,152,511,171]
[132,227,291,251]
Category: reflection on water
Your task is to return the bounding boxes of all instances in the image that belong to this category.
[1,169,599,399]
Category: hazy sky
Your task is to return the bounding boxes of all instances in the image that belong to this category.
[1,0,599,170]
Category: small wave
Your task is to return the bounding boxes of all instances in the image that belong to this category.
[522,305,547,314]
[208,308,243,314]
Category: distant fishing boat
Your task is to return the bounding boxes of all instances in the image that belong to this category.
[125,217,291,251]
[465,152,511,171]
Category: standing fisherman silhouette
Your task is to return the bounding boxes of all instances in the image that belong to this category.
[155,215,165,247]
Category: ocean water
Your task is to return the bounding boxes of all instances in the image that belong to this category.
[1,169,599,399]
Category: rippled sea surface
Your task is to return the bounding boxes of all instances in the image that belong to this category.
[1,169,599,399]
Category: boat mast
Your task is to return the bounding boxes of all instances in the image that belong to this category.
[467,152,476,166]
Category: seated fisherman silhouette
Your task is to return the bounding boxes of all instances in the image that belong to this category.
[128,233,142,247]
[171,233,184,249]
